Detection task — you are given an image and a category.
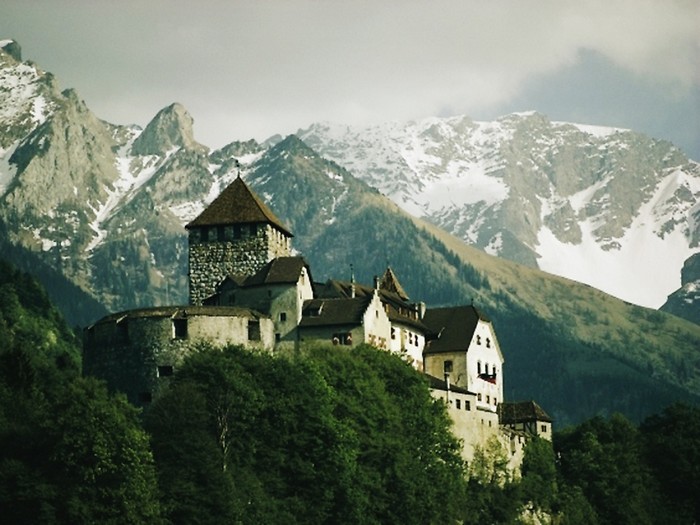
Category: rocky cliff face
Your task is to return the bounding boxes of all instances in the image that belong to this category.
[298,113,700,308]
[661,252,700,324]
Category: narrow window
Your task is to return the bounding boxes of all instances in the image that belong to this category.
[456,399,461,409]
[476,335,481,345]
[541,425,547,433]
[465,400,471,411]
[444,360,453,373]
[116,319,129,343]
[486,395,490,404]
[279,312,287,322]
[486,337,491,348]
[477,361,482,374]
[275,333,281,342]
[391,327,396,340]
[172,318,188,339]
[158,365,174,377]
[478,393,482,401]
[248,320,261,341]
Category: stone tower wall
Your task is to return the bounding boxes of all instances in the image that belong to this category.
[188,223,291,305]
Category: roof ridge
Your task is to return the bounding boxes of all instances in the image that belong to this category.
[186,176,292,235]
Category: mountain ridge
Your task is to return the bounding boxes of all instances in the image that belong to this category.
[297,114,700,309]
[1,40,699,425]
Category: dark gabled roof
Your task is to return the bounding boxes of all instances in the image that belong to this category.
[425,374,474,395]
[314,279,372,299]
[186,176,293,236]
[88,305,268,328]
[298,295,373,328]
[379,267,409,301]
[422,305,490,354]
[315,278,429,333]
[498,401,553,424]
[242,256,310,286]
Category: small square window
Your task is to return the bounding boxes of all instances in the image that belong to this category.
[279,312,287,322]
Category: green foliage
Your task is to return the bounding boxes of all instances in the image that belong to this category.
[146,342,467,525]
[640,403,700,524]
[555,414,656,525]
[0,260,162,524]
[520,436,557,509]
[304,343,467,524]
[146,344,355,525]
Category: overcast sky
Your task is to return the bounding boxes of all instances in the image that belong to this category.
[2,0,699,158]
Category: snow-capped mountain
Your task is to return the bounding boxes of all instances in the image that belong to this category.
[3,40,700,424]
[298,114,700,308]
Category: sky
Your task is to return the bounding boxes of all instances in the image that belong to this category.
[2,0,699,159]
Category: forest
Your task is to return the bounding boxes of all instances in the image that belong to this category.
[0,260,698,524]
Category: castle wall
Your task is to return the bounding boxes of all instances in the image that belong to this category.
[188,224,291,305]
[432,389,527,476]
[84,308,274,405]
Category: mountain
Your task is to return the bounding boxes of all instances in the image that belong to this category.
[661,253,700,324]
[297,115,700,309]
[1,40,700,426]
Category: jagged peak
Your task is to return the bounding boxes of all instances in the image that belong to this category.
[131,102,207,156]
[0,39,21,62]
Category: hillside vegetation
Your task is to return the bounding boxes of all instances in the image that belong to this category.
[1,268,698,524]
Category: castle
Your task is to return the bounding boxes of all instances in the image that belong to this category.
[84,175,551,470]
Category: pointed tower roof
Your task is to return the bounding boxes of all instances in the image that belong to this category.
[186,176,292,236]
[379,267,409,301]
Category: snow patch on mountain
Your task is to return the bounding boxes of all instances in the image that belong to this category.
[0,143,19,195]
[0,61,51,126]
[299,113,700,308]
[86,135,177,252]
[538,167,700,307]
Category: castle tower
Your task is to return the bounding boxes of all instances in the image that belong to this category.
[186,176,293,305]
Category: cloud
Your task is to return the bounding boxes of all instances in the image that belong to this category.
[1,0,698,154]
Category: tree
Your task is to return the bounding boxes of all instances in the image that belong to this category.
[0,261,162,524]
[305,343,467,524]
[640,403,700,524]
[555,414,655,525]
[146,343,355,525]
[520,436,557,509]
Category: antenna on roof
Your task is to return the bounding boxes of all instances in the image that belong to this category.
[350,264,356,299]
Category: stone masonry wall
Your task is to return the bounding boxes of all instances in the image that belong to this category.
[188,224,291,305]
